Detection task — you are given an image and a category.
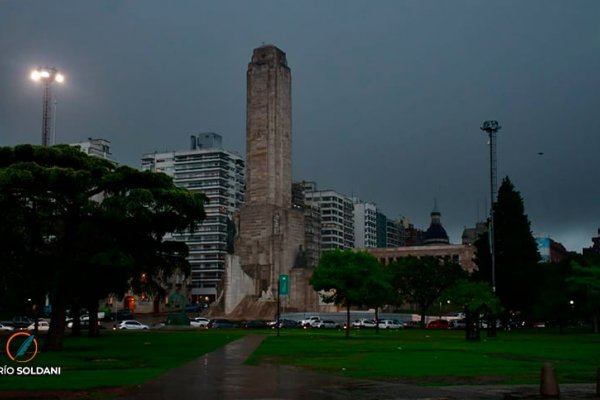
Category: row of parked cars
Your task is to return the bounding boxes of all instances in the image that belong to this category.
[0,319,50,332]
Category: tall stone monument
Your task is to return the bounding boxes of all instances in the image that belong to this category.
[222,45,320,317]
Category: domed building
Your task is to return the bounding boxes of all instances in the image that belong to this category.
[422,201,449,246]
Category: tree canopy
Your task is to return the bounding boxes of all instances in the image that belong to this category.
[389,256,466,328]
[310,249,392,337]
[0,145,206,349]
[568,255,600,333]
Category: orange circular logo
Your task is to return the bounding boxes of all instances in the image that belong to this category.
[5,332,38,363]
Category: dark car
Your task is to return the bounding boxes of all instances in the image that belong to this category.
[185,303,204,313]
[104,310,134,322]
[240,320,268,329]
[208,319,238,329]
[426,319,449,329]
[3,316,32,330]
[276,319,300,329]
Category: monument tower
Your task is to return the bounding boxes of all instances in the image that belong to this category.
[246,45,292,208]
[222,45,320,317]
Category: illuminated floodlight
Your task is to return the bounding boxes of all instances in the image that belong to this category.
[30,66,65,146]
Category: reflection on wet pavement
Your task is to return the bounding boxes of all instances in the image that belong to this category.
[117,335,596,400]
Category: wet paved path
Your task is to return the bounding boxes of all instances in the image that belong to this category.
[118,335,596,400]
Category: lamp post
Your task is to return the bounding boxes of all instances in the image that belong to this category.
[30,67,64,147]
[480,120,501,293]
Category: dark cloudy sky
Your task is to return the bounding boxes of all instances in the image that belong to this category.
[1,1,599,252]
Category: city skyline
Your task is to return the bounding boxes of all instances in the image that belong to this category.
[1,1,599,252]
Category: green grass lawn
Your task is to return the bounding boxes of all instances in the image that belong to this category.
[0,330,242,392]
[246,328,600,385]
[2,328,598,394]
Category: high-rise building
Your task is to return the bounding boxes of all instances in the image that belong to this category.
[292,181,322,269]
[386,219,403,247]
[141,133,245,300]
[353,199,378,248]
[304,188,354,251]
[70,138,115,163]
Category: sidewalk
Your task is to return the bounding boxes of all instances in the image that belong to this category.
[117,335,597,400]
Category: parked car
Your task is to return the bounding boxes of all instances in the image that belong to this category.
[67,316,102,329]
[190,317,210,328]
[185,303,208,313]
[426,319,449,329]
[300,316,321,328]
[104,310,134,322]
[117,320,149,330]
[449,319,467,329]
[26,320,50,331]
[315,320,340,329]
[379,319,404,329]
[0,323,15,331]
[241,320,268,329]
[352,319,376,328]
[208,319,238,329]
[4,316,32,330]
[279,319,301,329]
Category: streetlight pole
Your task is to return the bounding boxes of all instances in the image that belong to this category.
[480,120,501,293]
[31,67,64,147]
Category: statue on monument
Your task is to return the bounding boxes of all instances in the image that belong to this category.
[165,287,189,326]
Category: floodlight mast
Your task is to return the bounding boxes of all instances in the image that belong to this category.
[480,120,501,293]
[31,67,64,147]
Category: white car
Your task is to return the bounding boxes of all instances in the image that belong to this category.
[352,319,376,328]
[378,319,404,329]
[190,317,210,328]
[117,320,149,330]
[0,323,15,331]
[26,320,50,331]
[300,316,321,327]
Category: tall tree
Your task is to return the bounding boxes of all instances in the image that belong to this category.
[0,145,206,349]
[310,249,390,338]
[390,256,466,328]
[474,177,540,319]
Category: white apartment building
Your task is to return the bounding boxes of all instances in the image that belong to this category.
[304,189,354,251]
[141,133,245,300]
[353,199,378,248]
[70,138,116,163]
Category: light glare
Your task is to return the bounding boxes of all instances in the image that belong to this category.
[30,71,40,81]
[40,70,50,78]
[55,74,64,83]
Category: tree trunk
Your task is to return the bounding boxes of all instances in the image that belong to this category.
[44,297,67,351]
[420,310,426,329]
[345,303,351,338]
[88,301,100,337]
[486,316,497,337]
[375,308,380,334]
[71,302,81,337]
[465,311,480,341]
[593,314,599,334]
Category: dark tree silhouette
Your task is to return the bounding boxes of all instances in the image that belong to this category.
[474,177,540,320]
[0,145,206,350]
[390,256,466,328]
